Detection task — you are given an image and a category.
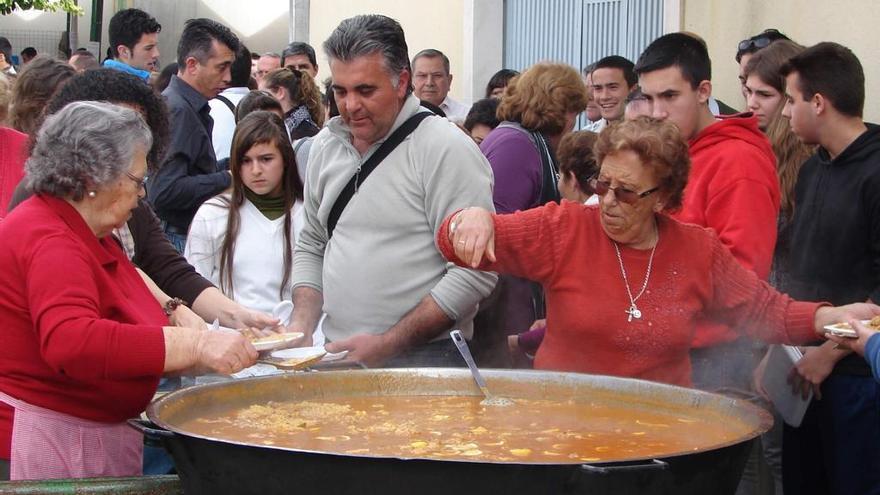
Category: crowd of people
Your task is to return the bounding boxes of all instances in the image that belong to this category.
[0,8,878,495]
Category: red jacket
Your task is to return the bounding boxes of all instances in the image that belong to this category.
[438,202,820,386]
[672,115,780,348]
[0,127,28,220]
[0,195,167,459]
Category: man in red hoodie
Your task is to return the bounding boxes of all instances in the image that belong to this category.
[634,33,780,391]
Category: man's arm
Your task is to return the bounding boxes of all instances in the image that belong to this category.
[149,152,230,214]
[289,133,329,342]
[148,106,231,215]
[704,176,779,279]
[288,286,324,346]
[326,295,452,367]
[129,201,213,305]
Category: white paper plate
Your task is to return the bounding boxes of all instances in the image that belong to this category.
[322,349,349,362]
[251,332,304,351]
[271,346,326,360]
[271,347,349,362]
[822,320,872,338]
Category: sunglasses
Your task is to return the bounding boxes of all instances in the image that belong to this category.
[736,29,787,58]
[737,37,773,53]
[590,178,659,204]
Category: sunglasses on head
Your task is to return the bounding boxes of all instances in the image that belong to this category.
[590,178,659,204]
[736,29,787,58]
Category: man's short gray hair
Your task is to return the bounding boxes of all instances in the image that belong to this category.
[323,14,412,93]
[26,101,153,201]
[412,48,450,75]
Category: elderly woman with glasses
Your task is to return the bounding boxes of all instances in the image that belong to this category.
[0,101,257,481]
[438,117,879,387]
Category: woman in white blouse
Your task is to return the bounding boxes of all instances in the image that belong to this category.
[186,111,305,329]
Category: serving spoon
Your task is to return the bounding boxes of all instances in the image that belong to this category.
[450,330,514,406]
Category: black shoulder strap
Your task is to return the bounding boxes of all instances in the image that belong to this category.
[327,111,432,239]
[533,131,561,206]
[214,94,236,113]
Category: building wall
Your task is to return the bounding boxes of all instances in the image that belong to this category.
[682,0,880,121]
[0,2,114,61]
[309,0,472,102]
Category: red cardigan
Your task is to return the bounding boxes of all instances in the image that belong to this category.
[0,127,28,220]
[438,202,820,386]
[672,115,780,347]
[0,195,167,459]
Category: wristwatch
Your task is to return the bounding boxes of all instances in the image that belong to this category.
[163,297,188,316]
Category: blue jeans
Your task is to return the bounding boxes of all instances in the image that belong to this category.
[783,374,880,495]
[164,230,186,254]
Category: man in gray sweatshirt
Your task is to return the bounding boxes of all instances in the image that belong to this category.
[289,14,497,367]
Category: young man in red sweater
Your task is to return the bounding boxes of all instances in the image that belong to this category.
[634,32,780,392]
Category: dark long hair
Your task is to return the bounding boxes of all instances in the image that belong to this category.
[219,111,304,299]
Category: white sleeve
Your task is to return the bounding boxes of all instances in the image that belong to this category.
[184,201,223,287]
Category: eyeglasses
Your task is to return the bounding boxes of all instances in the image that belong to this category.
[125,171,149,190]
[590,178,659,204]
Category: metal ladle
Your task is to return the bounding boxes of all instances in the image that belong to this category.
[450,330,514,406]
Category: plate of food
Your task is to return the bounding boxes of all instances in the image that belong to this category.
[271,346,327,361]
[262,346,327,370]
[249,332,305,351]
[823,316,880,338]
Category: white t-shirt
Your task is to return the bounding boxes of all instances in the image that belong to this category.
[185,195,304,315]
[209,87,250,161]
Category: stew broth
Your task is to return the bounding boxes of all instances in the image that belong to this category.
[180,395,752,463]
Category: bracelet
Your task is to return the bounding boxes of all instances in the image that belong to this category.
[163,297,188,316]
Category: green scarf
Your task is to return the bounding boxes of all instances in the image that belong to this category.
[244,187,285,220]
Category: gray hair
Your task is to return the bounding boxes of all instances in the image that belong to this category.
[323,14,412,93]
[261,52,281,59]
[25,101,153,201]
[412,48,450,75]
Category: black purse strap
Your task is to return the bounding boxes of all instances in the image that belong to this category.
[214,94,236,114]
[327,111,433,239]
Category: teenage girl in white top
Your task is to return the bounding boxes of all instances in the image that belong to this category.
[185,111,307,331]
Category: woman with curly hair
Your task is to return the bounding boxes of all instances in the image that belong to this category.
[473,63,587,366]
[259,66,324,141]
[482,63,588,213]
[439,117,874,385]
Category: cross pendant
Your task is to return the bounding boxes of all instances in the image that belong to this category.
[626,305,642,322]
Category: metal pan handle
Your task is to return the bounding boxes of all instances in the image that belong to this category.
[579,458,668,475]
[128,418,174,439]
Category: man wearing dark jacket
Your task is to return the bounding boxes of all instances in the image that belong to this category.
[779,42,880,495]
[147,18,238,252]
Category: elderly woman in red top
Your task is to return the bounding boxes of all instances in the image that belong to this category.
[0,101,258,480]
[439,117,879,386]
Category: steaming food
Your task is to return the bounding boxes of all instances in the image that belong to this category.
[181,395,753,463]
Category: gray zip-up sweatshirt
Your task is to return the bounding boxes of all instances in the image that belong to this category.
[292,95,497,342]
